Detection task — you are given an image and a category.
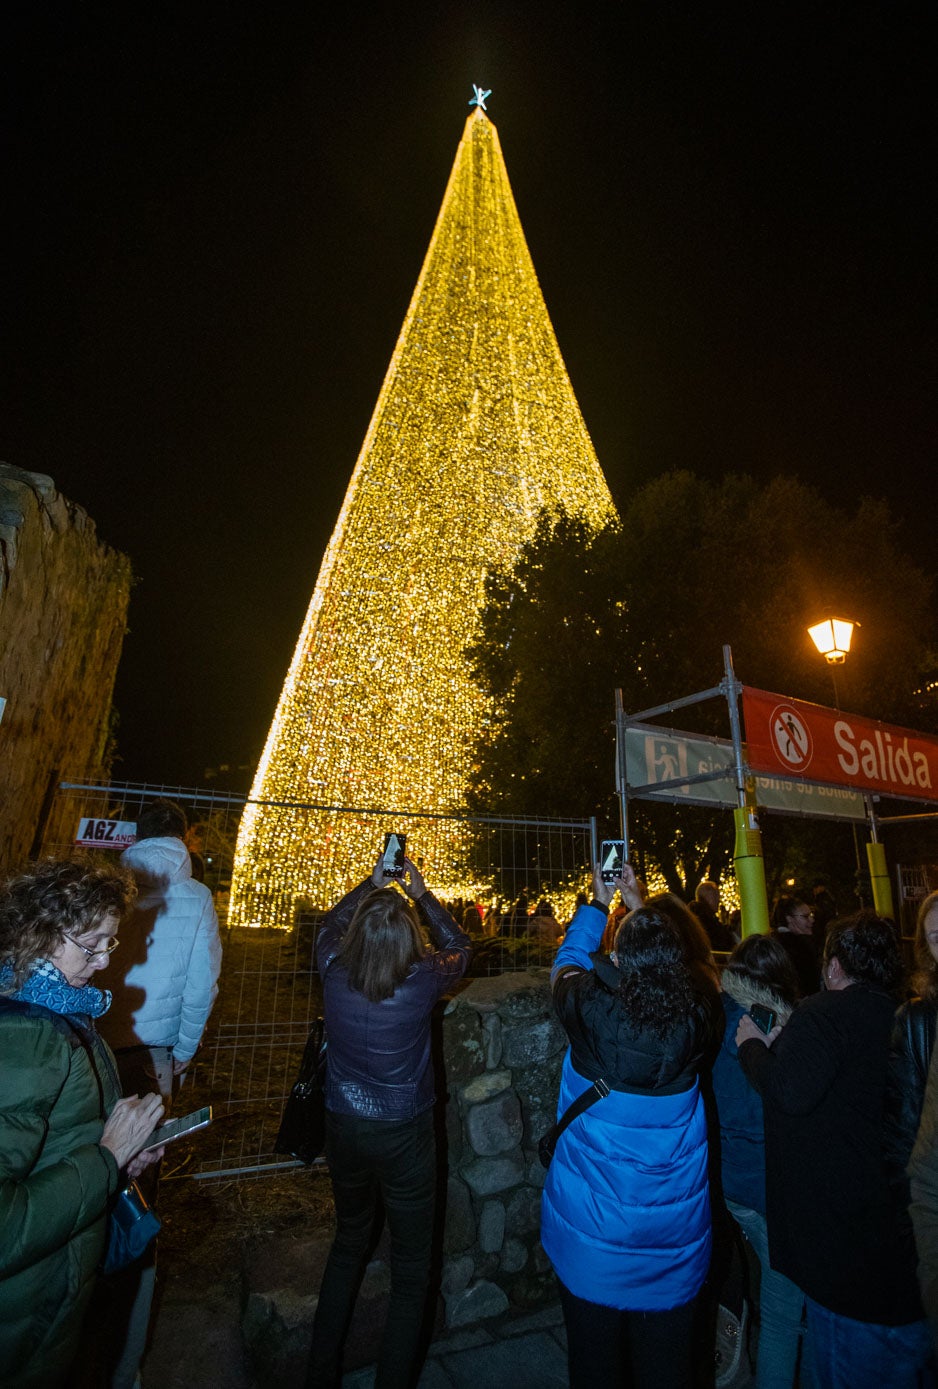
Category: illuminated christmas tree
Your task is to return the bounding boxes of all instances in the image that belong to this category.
[230,96,616,923]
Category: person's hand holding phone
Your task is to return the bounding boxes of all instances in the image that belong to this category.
[126,1144,165,1179]
[615,862,644,912]
[100,1093,165,1169]
[736,1014,783,1049]
[402,857,426,901]
[371,855,386,889]
[592,862,617,908]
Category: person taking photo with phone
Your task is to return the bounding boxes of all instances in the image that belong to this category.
[305,852,470,1389]
[540,860,721,1389]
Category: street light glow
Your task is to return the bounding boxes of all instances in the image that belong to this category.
[808,618,855,665]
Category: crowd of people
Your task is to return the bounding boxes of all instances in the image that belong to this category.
[5,815,938,1389]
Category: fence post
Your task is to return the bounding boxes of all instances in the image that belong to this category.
[723,646,770,937]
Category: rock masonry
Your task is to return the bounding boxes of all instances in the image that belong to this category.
[439,970,566,1327]
[0,464,131,872]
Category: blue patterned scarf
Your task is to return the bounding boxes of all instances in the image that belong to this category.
[0,958,111,1018]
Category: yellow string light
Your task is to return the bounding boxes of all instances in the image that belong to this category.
[229,108,616,924]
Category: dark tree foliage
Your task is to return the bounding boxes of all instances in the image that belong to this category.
[465,472,936,894]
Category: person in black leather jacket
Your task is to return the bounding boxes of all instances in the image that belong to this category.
[886,891,938,1195]
[305,855,469,1389]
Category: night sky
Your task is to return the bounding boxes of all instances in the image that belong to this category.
[3,3,934,787]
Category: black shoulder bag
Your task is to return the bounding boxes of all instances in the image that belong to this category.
[538,1076,610,1168]
[274,1016,327,1164]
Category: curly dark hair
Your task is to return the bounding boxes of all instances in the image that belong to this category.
[722,933,801,1007]
[612,906,696,1038]
[912,891,938,1002]
[0,858,136,989]
[824,911,904,994]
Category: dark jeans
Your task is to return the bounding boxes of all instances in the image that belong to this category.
[559,1280,697,1389]
[306,1108,436,1389]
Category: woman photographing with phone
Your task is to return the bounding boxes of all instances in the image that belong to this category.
[305,852,470,1389]
[540,860,720,1389]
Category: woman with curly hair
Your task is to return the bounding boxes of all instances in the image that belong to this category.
[0,858,165,1388]
[540,862,720,1388]
[886,890,938,1192]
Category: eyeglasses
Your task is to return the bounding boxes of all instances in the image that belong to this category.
[64,933,119,960]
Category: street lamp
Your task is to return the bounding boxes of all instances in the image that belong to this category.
[807,618,855,665]
[805,616,883,908]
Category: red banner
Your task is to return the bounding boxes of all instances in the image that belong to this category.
[742,687,938,802]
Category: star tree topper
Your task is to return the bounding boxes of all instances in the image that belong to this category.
[469,84,492,111]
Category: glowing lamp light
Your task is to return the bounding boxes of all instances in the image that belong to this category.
[807,618,855,665]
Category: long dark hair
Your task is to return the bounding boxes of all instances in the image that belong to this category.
[338,888,427,1002]
[612,907,696,1038]
[912,891,938,1002]
[722,933,800,1009]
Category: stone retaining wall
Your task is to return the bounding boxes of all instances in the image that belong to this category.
[439,970,566,1327]
[0,464,131,872]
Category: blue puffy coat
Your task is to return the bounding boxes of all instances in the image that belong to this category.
[710,974,794,1215]
[540,903,714,1312]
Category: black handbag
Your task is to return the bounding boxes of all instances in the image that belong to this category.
[102,1181,162,1274]
[275,1017,328,1164]
[538,1076,610,1168]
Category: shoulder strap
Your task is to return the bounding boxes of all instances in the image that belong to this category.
[554,1076,610,1143]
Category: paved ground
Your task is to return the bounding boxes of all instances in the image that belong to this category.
[343,1304,570,1389]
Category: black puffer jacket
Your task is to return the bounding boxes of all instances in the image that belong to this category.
[554,950,721,1093]
[885,996,938,1196]
[317,880,470,1121]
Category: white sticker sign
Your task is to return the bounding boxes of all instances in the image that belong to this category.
[74,818,138,850]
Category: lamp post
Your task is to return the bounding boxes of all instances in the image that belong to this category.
[805,618,892,916]
[807,617,855,708]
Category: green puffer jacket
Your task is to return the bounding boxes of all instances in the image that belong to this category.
[0,1000,121,1388]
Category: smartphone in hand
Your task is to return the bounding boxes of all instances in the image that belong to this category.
[749,1003,778,1034]
[382,833,406,880]
[599,840,626,884]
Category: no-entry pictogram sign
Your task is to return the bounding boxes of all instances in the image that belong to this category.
[769,705,813,771]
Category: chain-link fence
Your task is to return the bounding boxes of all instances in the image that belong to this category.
[44,781,595,1178]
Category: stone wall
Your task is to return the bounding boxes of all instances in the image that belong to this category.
[440,970,567,1327]
[0,464,132,873]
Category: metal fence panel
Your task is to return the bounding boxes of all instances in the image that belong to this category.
[44,781,593,1177]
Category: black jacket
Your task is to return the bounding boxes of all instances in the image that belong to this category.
[739,983,922,1325]
[885,996,938,1197]
[552,950,721,1094]
[317,880,470,1121]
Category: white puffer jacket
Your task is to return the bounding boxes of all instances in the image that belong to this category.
[101,837,222,1062]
